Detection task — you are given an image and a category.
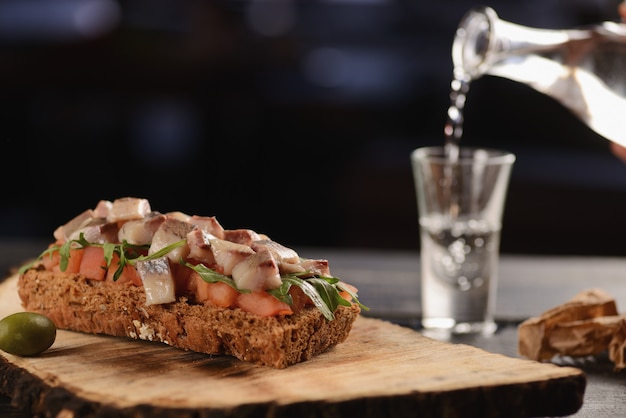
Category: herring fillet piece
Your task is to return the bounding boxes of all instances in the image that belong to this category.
[135,257,176,305]
[189,215,225,239]
[223,229,265,246]
[53,209,94,242]
[118,212,167,245]
[209,238,255,276]
[149,218,195,262]
[251,239,300,265]
[231,249,282,291]
[107,197,152,223]
[300,258,331,276]
[186,229,217,265]
[70,218,119,244]
[92,199,113,218]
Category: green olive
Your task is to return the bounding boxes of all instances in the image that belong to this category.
[0,312,57,356]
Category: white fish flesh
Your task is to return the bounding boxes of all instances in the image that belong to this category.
[107,197,152,223]
[231,249,282,291]
[118,212,167,245]
[186,229,217,264]
[135,257,176,305]
[149,218,194,262]
[209,238,255,275]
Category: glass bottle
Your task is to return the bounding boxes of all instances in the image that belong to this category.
[452,6,626,148]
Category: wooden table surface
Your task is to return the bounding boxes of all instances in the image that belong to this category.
[2,241,626,417]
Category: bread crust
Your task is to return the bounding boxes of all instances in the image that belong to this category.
[18,267,361,368]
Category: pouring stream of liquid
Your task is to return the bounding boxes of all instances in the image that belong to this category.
[441,70,471,218]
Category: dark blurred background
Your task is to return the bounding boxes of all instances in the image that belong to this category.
[1,0,626,256]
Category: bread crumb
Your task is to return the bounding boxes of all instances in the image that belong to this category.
[132,319,156,341]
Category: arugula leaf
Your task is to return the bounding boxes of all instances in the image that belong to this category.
[103,243,116,267]
[266,281,293,305]
[134,241,184,263]
[277,275,336,321]
[273,273,371,321]
[336,281,369,311]
[180,260,250,293]
[58,240,73,273]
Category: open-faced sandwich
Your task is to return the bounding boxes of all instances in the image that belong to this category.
[18,197,365,368]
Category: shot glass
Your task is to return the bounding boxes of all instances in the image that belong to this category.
[411,146,515,336]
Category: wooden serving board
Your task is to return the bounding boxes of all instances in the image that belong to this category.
[0,275,585,418]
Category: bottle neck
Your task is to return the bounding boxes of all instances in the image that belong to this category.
[453,6,582,80]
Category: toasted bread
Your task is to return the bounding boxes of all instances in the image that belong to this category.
[19,267,361,368]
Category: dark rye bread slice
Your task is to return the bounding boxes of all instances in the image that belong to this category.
[18,267,361,368]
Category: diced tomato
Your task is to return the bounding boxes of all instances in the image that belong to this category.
[105,253,142,286]
[195,274,239,308]
[185,269,199,296]
[64,248,84,274]
[79,246,108,281]
[338,282,358,302]
[41,249,61,271]
[40,246,84,274]
[109,265,142,286]
[237,291,293,317]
